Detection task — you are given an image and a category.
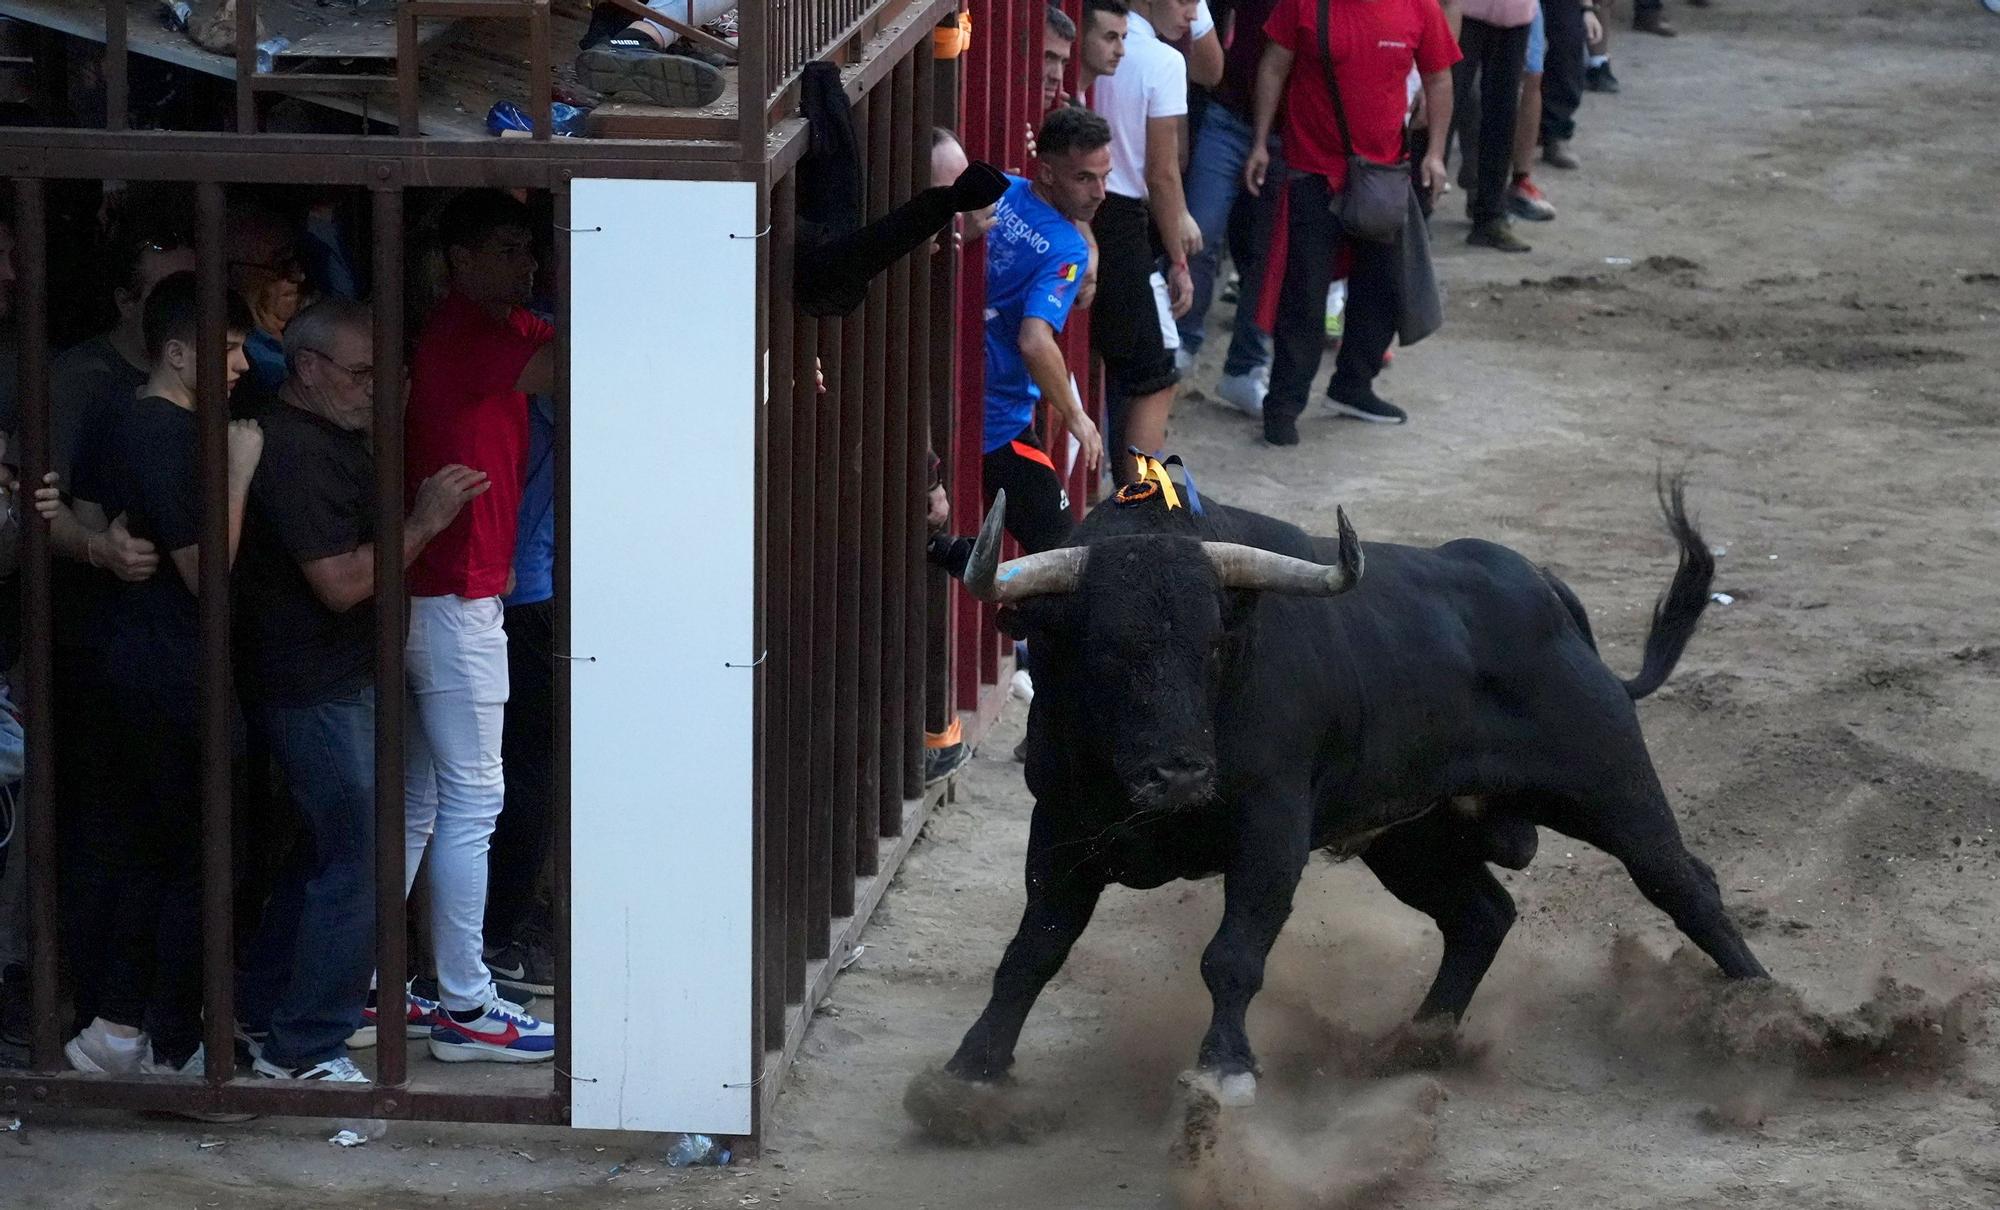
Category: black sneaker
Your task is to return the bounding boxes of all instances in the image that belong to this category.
[1327,386,1409,425]
[485,940,556,999]
[576,43,726,108]
[1584,62,1621,93]
[923,742,972,787]
[1262,413,1301,446]
[1468,219,1532,253]
[1012,736,1029,763]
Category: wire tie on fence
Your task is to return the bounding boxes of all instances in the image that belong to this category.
[556,653,598,662]
[724,651,767,669]
[728,225,772,240]
[722,1072,769,1089]
[558,225,603,233]
[556,1067,600,1083]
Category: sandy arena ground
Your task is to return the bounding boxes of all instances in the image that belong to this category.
[8,0,2000,1205]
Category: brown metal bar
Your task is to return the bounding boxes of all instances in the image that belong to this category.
[747,167,772,1144]
[550,177,574,1112]
[370,182,410,1091]
[195,181,237,1082]
[918,36,952,749]
[397,5,421,136]
[829,94,868,912]
[246,73,398,96]
[888,46,921,810]
[809,314,841,950]
[762,168,797,1051]
[856,78,892,871]
[738,0,768,157]
[103,0,127,130]
[2,1074,566,1124]
[785,308,816,1000]
[16,178,60,1073]
[235,0,257,132]
[530,0,552,140]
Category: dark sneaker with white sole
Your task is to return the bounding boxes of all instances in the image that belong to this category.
[1327,387,1409,424]
[485,940,556,999]
[923,742,972,786]
[576,45,726,108]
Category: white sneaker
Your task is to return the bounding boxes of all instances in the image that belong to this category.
[1174,346,1195,375]
[64,1020,148,1074]
[1009,668,1034,703]
[428,995,556,1064]
[1216,370,1268,418]
[254,1054,369,1082]
[140,1046,260,1121]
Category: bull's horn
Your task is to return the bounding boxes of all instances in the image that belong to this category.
[960,490,1090,602]
[1200,507,1363,596]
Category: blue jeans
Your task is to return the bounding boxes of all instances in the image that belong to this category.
[238,686,377,1068]
[1176,104,1272,377]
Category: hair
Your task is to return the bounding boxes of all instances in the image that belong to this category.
[1035,105,1113,160]
[106,206,194,299]
[1082,0,1129,29]
[283,295,373,374]
[932,125,962,149]
[436,188,535,255]
[142,270,253,364]
[1045,4,1077,41]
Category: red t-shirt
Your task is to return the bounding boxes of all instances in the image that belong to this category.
[1263,0,1460,189]
[405,291,554,599]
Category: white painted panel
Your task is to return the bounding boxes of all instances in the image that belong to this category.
[568,177,757,1135]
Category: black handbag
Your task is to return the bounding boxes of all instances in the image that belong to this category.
[1317,0,1411,244]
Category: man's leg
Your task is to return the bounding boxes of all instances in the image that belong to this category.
[1450,20,1491,197]
[1472,25,1530,228]
[1176,107,1256,357]
[257,689,378,1071]
[1259,172,1339,445]
[1542,0,1588,143]
[1090,195,1181,482]
[487,600,555,959]
[406,596,509,1014]
[981,433,1074,556]
[1327,235,1403,408]
[1220,179,1273,380]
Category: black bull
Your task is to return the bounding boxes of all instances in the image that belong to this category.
[937,480,1767,1097]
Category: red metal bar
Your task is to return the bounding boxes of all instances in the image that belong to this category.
[370,182,410,1091]
[195,181,237,1082]
[15,177,61,1073]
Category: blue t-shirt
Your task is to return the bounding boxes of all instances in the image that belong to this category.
[505,393,557,607]
[982,176,1088,455]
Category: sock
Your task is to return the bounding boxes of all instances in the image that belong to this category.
[1588,54,1609,68]
[448,1006,488,1025]
[100,1029,146,1056]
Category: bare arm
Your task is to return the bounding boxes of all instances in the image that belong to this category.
[1243,41,1296,195]
[1439,0,1462,40]
[297,465,490,613]
[515,344,556,396]
[165,476,252,595]
[1019,317,1102,477]
[1417,68,1453,200]
[1187,28,1224,89]
[1145,114,1197,263]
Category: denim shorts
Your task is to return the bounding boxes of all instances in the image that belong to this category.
[1526,2,1547,73]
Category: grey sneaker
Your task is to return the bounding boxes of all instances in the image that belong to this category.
[576,45,726,107]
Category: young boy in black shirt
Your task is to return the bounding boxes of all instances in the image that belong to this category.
[61,271,263,1077]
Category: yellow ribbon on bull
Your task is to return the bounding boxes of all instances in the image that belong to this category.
[1131,453,1182,511]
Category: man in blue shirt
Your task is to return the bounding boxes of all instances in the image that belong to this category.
[933,107,1111,574]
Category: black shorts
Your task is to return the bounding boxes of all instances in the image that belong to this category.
[1088,193,1180,402]
[982,426,1073,555]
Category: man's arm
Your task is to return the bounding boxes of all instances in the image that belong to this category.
[1188,28,1224,88]
[297,464,489,613]
[47,490,161,582]
[1144,114,1199,314]
[515,344,556,396]
[1439,0,1462,40]
[1018,317,1102,476]
[1417,68,1453,201]
[166,419,263,594]
[1243,41,1296,195]
[1074,221,1101,311]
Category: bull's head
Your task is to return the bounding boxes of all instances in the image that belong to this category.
[963,492,1363,812]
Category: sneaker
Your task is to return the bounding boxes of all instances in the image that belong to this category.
[1508,176,1556,222]
[1216,369,1267,418]
[1262,412,1301,446]
[253,1054,369,1083]
[1327,386,1409,424]
[234,1023,269,1063]
[1009,667,1034,704]
[428,996,556,1064]
[923,742,972,786]
[1584,61,1621,93]
[1468,220,1532,253]
[354,980,441,1050]
[485,941,556,999]
[1174,346,1195,375]
[1012,736,1028,763]
[140,1046,260,1121]
[1324,280,1346,341]
[575,44,726,108]
[1220,272,1240,305]
[1541,139,1581,171]
[65,1020,149,1074]
[1633,9,1677,35]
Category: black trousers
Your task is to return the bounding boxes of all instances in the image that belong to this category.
[487,598,555,946]
[1540,0,1588,145]
[1261,171,1400,424]
[1452,18,1531,225]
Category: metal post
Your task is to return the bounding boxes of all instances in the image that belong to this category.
[737,0,768,155]
[530,0,552,140]
[370,182,410,1092]
[235,0,257,133]
[786,309,817,997]
[16,178,61,1073]
[195,181,237,1083]
[808,315,840,954]
[900,45,930,805]
[763,168,797,1051]
[550,177,574,1114]
[103,0,128,130]
[397,5,421,136]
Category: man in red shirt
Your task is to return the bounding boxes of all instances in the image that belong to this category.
[1244,0,1458,444]
[401,190,557,1063]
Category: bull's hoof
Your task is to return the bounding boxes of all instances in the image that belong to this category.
[1180,1067,1258,1108]
[903,1066,1065,1145]
[1368,1017,1487,1074]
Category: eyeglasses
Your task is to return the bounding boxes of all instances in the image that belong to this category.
[304,348,375,386]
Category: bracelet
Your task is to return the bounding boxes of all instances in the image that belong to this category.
[86,535,101,568]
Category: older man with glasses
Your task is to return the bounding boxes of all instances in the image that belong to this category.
[232,296,488,1083]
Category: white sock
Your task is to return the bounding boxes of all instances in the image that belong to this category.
[1589,54,1609,69]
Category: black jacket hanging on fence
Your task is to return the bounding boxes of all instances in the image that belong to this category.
[793,61,1009,317]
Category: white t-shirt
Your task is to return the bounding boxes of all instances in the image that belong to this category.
[1088,9,1189,201]
[1192,1,1215,41]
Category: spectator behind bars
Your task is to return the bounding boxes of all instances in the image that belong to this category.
[402,188,557,1064]
[58,271,261,1079]
[226,202,308,406]
[234,297,487,1084]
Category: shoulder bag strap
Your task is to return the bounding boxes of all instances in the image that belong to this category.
[1316,0,1358,158]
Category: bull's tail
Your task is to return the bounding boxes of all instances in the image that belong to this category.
[1622,473,1715,701]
